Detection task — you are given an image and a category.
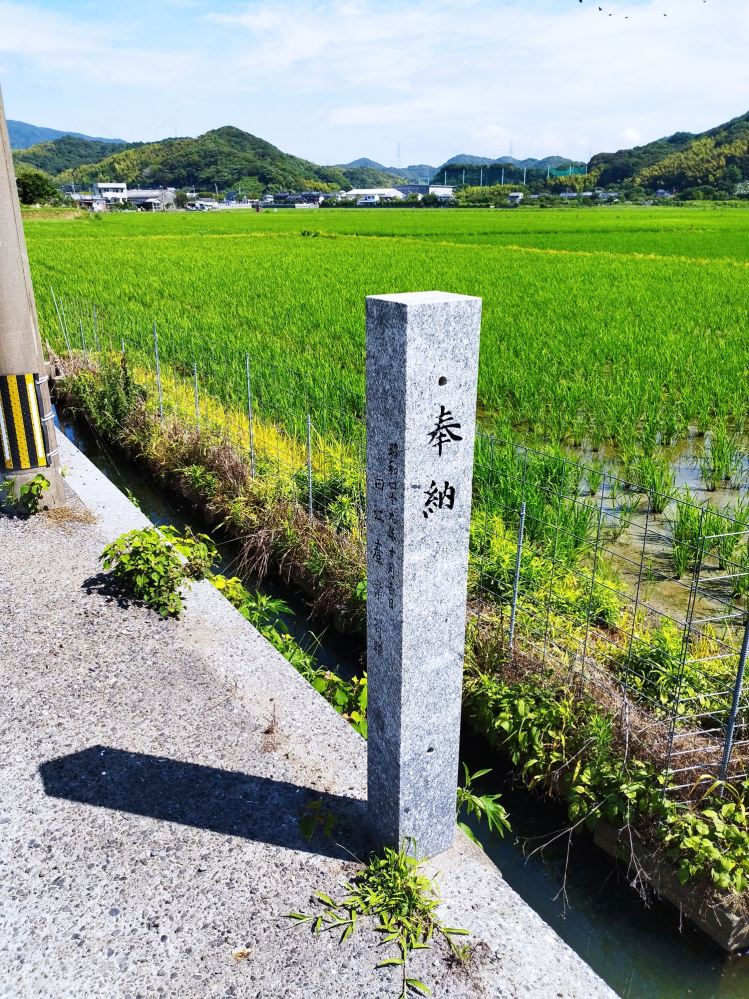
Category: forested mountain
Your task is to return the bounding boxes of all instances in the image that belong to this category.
[13,110,749,198]
[335,159,435,182]
[591,111,749,190]
[437,153,578,170]
[590,132,697,185]
[334,165,404,187]
[8,119,127,149]
[437,111,749,195]
[12,126,399,194]
[14,136,143,176]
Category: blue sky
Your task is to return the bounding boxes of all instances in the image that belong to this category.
[0,0,745,166]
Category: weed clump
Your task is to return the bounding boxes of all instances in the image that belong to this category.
[463,628,749,896]
[1,473,51,516]
[100,525,217,617]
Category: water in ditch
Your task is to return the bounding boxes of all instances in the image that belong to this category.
[56,409,749,998]
[459,728,749,999]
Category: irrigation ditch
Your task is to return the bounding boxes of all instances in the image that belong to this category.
[54,410,363,678]
[43,292,749,994]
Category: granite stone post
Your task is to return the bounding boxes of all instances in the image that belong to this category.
[366,291,482,858]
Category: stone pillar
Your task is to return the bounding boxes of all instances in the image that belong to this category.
[366,291,482,858]
[0,85,64,504]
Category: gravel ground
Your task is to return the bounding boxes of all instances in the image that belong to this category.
[0,436,616,999]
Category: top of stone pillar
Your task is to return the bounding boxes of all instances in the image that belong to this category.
[367,290,480,305]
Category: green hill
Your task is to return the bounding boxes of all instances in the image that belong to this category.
[591,111,749,192]
[14,136,143,177]
[12,126,400,195]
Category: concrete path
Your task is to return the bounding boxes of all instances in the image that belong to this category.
[0,434,617,999]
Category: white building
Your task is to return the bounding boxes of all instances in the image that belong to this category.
[341,188,405,202]
[428,185,454,199]
[92,182,128,203]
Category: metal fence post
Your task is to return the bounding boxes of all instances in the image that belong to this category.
[245,353,255,477]
[508,500,526,651]
[59,297,72,362]
[719,617,749,784]
[306,413,313,519]
[153,321,164,422]
[93,303,100,352]
[50,287,72,361]
[120,336,125,353]
[79,319,87,362]
[193,362,200,432]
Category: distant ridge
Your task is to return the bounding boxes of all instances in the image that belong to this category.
[335,159,435,181]
[15,126,403,194]
[437,153,583,171]
[8,120,128,150]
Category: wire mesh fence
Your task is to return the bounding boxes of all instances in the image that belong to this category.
[471,433,749,794]
[47,290,749,794]
[50,292,367,530]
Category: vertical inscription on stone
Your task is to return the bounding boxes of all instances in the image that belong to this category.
[366,291,482,859]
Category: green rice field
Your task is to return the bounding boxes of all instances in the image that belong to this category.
[24,203,749,449]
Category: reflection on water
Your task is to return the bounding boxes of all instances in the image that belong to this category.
[459,729,749,999]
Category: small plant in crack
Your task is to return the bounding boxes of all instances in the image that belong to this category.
[1,473,50,515]
[297,798,336,844]
[288,841,470,997]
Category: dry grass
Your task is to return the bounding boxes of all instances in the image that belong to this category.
[42,505,97,527]
[465,615,738,796]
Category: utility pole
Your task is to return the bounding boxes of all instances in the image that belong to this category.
[0,87,64,505]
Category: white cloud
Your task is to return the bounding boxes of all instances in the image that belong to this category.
[0,0,747,164]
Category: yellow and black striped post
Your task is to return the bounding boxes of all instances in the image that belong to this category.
[0,373,50,471]
[0,84,64,504]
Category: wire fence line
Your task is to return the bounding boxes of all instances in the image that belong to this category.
[470,434,749,793]
[48,291,749,795]
[51,292,366,529]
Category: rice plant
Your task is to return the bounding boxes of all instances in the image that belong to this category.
[585,457,606,496]
[731,495,749,529]
[730,544,749,600]
[672,541,694,580]
[665,487,703,548]
[698,420,745,491]
[631,452,676,514]
[607,493,643,542]
[25,206,749,458]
